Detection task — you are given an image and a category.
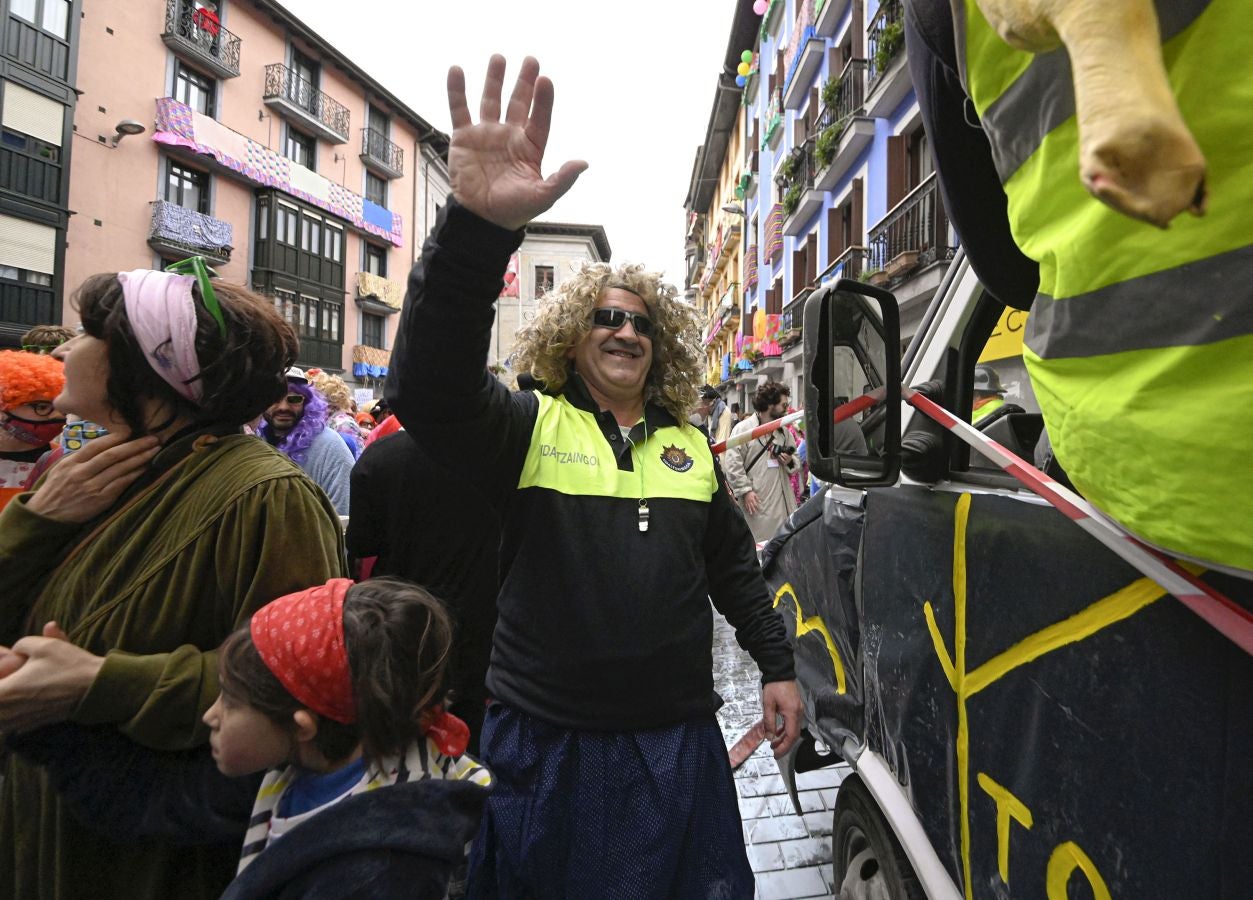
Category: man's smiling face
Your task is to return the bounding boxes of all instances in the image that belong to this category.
[568,287,654,408]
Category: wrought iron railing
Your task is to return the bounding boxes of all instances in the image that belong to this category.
[778,139,816,218]
[148,200,234,261]
[819,244,867,283]
[361,128,403,176]
[815,59,867,164]
[867,173,954,278]
[867,0,905,95]
[264,63,350,140]
[162,0,241,77]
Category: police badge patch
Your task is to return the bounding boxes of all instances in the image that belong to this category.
[660,445,694,472]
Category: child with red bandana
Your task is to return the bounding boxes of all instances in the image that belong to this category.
[2,577,493,899]
[209,577,494,898]
[0,351,65,511]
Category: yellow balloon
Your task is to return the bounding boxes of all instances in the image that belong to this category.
[737,61,751,77]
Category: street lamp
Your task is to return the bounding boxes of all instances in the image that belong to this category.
[110,119,147,147]
[721,202,746,216]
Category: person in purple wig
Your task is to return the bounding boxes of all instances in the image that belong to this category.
[258,367,354,515]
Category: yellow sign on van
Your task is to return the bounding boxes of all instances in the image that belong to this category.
[979,307,1029,363]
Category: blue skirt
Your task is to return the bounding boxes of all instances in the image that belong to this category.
[466,704,753,899]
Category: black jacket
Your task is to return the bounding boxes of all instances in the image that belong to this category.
[222,778,488,900]
[385,201,795,731]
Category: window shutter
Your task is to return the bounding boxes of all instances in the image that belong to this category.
[852,177,864,245]
[887,136,907,209]
[0,214,56,273]
[827,206,842,262]
[853,0,866,58]
[806,232,817,286]
[2,83,64,145]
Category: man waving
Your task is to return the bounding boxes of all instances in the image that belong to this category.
[385,56,801,899]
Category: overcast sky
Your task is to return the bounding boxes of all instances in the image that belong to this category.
[283,0,739,291]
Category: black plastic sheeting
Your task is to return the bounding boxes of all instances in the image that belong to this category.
[763,484,1253,898]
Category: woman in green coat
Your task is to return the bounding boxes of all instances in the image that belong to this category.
[0,265,347,899]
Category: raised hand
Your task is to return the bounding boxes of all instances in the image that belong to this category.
[447,55,588,231]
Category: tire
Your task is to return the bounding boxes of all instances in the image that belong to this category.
[832,778,925,900]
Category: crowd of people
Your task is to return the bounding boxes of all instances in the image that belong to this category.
[0,55,804,899]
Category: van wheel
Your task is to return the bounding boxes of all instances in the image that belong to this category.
[832,779,924,900]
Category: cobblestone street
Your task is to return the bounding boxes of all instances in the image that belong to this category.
[713,612,850,899]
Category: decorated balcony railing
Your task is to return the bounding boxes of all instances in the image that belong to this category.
[761,88,784,149]
[355,271,405,310]
[263,63,350,144]
[147,200,233,265]
[161,0,241,79]
[154,96,403,247]
[867,173,954,281]
[352,344,391,378]
[361,128,403,179]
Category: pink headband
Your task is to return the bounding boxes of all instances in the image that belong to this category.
[118,269,204,406]
[251,579,357,724]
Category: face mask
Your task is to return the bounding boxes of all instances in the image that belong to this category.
[1,411,67,446]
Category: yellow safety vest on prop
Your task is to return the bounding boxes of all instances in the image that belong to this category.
[956,0,1253,572]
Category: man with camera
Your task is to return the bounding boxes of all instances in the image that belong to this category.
[723,381,801,544]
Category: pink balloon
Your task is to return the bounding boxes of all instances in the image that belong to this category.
[753,0,768,14]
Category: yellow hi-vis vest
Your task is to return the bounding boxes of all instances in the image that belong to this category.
[956,0,1253,572]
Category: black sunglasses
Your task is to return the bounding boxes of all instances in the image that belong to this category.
[283,394,306,405]
[591,307,654,338]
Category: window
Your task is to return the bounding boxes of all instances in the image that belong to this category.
[288,48,319,112]
[0,265,51,286]
[365,172,386,207]
[275,203,298,245]
[165,162,209,213]
[300,214,322,254]
[907,127,933,191]
[324,225,342,263]
[173,63,215,117]
[362,312,385,349]
[11,0,69,39]
[273,289,299,327]
[284,128,314,168]
[534,265,554,297]
[364,243,386,276]
[367,104,388,136]
[2,130,59,162]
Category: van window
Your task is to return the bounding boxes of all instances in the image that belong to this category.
[968,306,1043,469]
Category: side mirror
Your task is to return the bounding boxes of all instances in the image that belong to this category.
[802,279,901,487]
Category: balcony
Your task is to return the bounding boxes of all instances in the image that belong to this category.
[866,0,911,118]
[161,0,241,79]
[146,200,233,265]
[780,141,822,236]
[263,63,350,144]
[783,26,824,110]
[866,173,954,284]
[355,271,405,313]
[360,128,403,179]
[813,59,875,190]
[815,0,852,37]
[704,281,740,347]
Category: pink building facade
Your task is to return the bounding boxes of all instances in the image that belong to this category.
[65,0,448,389]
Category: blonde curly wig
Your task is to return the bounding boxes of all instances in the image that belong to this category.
[510,263,703,420]
[312,371,353,413]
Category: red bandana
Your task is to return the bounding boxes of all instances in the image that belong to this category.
[251,579,357,724]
